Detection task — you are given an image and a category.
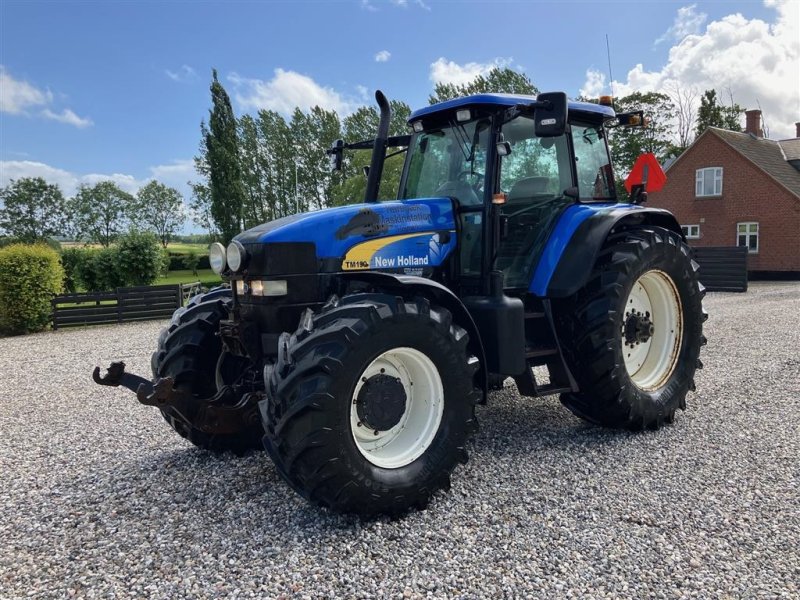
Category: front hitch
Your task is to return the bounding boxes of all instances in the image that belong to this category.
[92,361,261,435]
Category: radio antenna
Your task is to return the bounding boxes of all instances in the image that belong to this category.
[605,34,615,104]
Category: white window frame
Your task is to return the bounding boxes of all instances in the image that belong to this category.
[695,167,723,197]
[682,224,700,239]
[737,222,759,254]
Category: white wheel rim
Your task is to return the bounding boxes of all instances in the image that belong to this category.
[621,269,683,391]
[350,347,444,469]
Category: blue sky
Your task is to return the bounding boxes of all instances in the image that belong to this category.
[1,0,797,230]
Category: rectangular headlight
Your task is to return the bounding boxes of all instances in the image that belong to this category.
[235,280,245,295]
[250,280,288,297]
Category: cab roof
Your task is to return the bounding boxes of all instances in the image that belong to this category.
[408,93,615,122]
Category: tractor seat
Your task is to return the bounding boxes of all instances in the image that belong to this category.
[434,180,481,206]
[507,177,552,203]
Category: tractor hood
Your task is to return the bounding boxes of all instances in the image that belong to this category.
[234,198,458,273]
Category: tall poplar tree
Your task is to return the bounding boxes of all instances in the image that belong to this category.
[202,69,245,243]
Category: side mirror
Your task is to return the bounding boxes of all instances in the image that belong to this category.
[534,92,568,137]
[327,139,344,171]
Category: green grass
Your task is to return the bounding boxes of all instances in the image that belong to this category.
[165,242,209,254]
[156,269,222,287]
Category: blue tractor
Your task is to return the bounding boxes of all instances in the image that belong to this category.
[95,91,706,516]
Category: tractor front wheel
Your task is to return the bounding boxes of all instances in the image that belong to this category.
[151,289,264,453]
[555,226,706,429]
[261,294,480,517]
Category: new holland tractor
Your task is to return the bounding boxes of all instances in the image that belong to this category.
[95,91,706,516]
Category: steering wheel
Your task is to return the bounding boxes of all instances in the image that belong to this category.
[457,170,484,184]
[456,170,484,197]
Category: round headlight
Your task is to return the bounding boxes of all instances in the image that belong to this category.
[209,242,227,274]
[226,241,247,272]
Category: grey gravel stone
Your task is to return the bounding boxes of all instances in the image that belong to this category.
[1,282,798,599]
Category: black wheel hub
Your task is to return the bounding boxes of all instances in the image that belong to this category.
[356,373,407,432]
[624,310,655,346]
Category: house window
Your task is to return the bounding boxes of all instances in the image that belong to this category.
[696,167,723,196]
[737,222,759,253]
[682,224,700,239]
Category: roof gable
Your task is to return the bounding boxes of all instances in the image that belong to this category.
[712,128,800,198]
[668,128,800,199]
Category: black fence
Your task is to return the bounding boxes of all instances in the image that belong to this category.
[52,282,201,329]
[693,246,748,292]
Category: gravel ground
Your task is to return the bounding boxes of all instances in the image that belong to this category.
[1,281,798,599]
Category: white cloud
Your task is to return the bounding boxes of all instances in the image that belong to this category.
[79,173,144,195]
[0,161,78,193]
[148,159,197,192]
[165,65,197,82]
[581,0,800,139]
[41,108,93,128]
[374,50,391,63]
[0,66,52,114]
[355,85,370,101]
[429,57,514,86]
[228,69,359,115]
[1,159,198,198]
[360,0,377,11]
[0,65,92,128]
[655,4,708,45]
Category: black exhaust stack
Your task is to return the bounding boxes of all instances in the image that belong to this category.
[364,90,391,203]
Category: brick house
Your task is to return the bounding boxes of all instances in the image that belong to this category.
[647,111,800,275]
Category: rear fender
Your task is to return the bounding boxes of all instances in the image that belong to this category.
[339,272,488,403]
[530,204,682,298]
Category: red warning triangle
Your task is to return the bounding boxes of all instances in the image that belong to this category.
[625,153,667,193]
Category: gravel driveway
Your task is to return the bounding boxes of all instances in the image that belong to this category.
[1,282,798,599]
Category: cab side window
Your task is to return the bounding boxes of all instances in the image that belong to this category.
[571,123,615,200]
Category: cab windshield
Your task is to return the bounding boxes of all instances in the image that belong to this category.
[401,118,491,206]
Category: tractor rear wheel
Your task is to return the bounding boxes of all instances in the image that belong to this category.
[555,226,706,429]
[261,294,480,517]
[151,289,263,453]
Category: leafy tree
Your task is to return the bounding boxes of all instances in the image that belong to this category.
[135,180,185,247]
[428,68,538,104]
[199,69,246,243]
[71,181,135,247]
[330,100,411,205]
[597,91,678,201]
[291,106,343,212]
[607,92,678,173]
[116,230,168,286]
[75,247,127,291]
[189,134,216,238]
[0,177,70,243]
[695,89,743,136]
[238,110,297,226]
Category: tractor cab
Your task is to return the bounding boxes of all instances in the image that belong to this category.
[398,93,617,292]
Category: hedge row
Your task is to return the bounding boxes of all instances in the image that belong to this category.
[61,231,168,293]
[167,252,210,271]
[0,244,64,335]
